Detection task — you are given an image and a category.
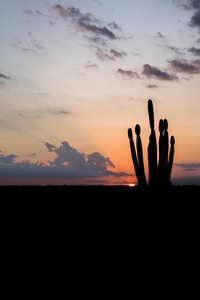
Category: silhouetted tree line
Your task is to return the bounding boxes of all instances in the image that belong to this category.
[128,99,175,187]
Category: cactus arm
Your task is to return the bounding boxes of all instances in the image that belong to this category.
[135,125,147,186]
[147,100,157,186]
[128,128,141,185]
[168,136,175,181]
[148,99,154,130]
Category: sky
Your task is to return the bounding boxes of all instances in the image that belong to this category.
[0,0,200,186]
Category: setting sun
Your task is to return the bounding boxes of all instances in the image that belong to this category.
[128,184,136,187]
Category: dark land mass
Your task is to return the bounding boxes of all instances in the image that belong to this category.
[1,185,200,248]
[1,184,200,198]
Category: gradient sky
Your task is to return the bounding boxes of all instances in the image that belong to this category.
[0,0,200,185]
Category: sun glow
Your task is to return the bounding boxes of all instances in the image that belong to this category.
[128,183,136,187]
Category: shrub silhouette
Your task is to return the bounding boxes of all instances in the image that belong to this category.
[128,99,175,186]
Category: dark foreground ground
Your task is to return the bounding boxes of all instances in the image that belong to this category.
[1,184,200,198]
[1,185,200,261]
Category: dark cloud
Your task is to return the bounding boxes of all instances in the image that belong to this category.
[190,9,200,27]
[0,141,132,180]
[169,59,200,73]
[116,68,141,79]
[0,73,10,80]
[78,21,116,39]
[142,64,178,81]
[173,0,200,29]
[52,4,116,39]
[190,0,200,9]
[0,154,18,164]
[188,46,200,55]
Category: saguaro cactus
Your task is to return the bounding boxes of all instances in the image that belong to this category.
[128,99,175,187]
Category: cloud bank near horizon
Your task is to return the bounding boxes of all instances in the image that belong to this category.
[0,141,132,181]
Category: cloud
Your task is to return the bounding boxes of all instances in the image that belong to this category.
[175,163,200,171]
[173,0,200,10]
[142,64,178,81]
[188,46,200,55]
[0,141,132,180]
[146,84,158,89]
[165,45,184,55]
[52,5,84,20]
[110,49,127,58]
[59,110,69,114]
[169,59,200,73]
[52,4,116,39]
[173,0,200,29]
[108,22,122,31]
[78,21,116,39]
[96,48,115,61]
[0,73,10,80]
[0,154,18,164]
[172,176,200,185]
[12,32,44,53]
[190,9,200,27]
[24,9,44,17]
[155,31,165,38]
[116,68,141,79]
[85,61,98,68]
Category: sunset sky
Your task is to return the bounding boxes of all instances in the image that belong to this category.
[0,0,200,185]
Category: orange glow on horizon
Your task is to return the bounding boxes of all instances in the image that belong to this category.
[128,183,136,187]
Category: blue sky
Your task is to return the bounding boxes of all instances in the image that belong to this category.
[0,0,200,185]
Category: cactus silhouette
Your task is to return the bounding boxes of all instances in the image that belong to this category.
[128,126,146,186]
[128,99,175,186]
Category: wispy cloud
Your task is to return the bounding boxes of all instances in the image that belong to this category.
[12,32,44,53]
[24,9,44,17]
[85,61,98,68]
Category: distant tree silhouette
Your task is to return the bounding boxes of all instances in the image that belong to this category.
[128,99,175,186]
